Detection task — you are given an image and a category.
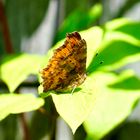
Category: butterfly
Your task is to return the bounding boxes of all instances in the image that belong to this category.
[40,32,87,93]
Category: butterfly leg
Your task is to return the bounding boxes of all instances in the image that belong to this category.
[71,85,77,94]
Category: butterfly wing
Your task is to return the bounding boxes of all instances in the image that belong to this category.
[41,32,87,92]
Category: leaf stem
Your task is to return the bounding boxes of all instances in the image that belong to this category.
[20,113,31,140]
[0,0,14,53]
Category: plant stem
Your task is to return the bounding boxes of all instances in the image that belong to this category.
[0,0,14,53]
[20,113,31,140]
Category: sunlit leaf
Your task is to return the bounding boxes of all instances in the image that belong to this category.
[0,93,44,121]
[1,54,44,92]
[105,18,140,40]
[88,19,140,72]
[84,71,140,140]
[51,73,100,133]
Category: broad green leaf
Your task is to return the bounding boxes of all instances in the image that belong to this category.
[0,93,44,121]
[81,27,103,68]
[87,36,140,72]
[51,71,140,135]
[1,54,44,92]
[84,71,140,140]
[85,92,140,140]
[51,73,101,134]
[88,21,140,72]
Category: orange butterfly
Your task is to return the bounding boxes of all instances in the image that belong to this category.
[40,32,87,93]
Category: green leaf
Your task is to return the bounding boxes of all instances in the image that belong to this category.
[0,93,44,121]
[83,71,140,140]
[51,73,100,134]
[88,37,140,72]
[1,54,44,92]
[39,19,140,135]
[81,27,103,68]
[108,70,140,90]
[105,18,140,40]
[88,19,140,72]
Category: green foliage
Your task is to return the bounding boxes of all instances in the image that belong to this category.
[55,4,102,43]
[0,94,44,121]
[1,1,140,139]
[84,71,140,140]
[1,0,140,139]
[51,74,100,134]
[0,54,44,92]
[39,19,140,137]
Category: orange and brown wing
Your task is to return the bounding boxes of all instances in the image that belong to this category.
[40,32,87,92]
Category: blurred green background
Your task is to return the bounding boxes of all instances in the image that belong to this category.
[1,0,140,140]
